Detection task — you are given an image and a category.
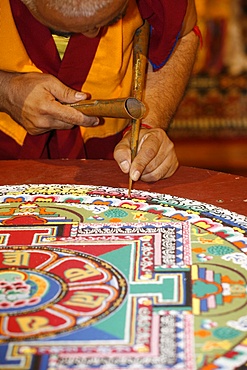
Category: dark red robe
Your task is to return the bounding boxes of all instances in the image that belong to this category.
[1,0,187,160]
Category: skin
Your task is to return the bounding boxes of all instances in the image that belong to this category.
[32,1,129,37]
[0,0,199,182]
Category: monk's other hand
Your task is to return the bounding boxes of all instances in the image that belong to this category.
[114,127,179,182]
[4,72,99,135]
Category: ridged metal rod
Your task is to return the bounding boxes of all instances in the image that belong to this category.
[128,20,150,196]
[67,97,146,120]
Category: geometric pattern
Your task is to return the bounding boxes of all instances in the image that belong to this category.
[0,184,246,370]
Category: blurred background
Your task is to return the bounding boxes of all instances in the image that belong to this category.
[169,0,247,176]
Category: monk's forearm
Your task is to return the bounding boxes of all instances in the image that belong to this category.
[0,70,16,114]
[143,30,199,130]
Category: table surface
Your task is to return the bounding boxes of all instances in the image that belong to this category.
[0,159,246,216]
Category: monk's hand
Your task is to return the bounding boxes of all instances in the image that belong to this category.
[2,71,99,135]
[114,126,179,182]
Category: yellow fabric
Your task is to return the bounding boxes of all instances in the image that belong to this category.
[0,0,142,145]
[80,0,142,142]
[0,0,43,145]
[52,35,69,59]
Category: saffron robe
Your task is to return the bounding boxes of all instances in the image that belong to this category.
[0,0,187,159]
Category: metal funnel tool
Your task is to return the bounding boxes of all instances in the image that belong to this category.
[67,97,146,120]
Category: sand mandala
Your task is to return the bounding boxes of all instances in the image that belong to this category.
[0,184,246,369]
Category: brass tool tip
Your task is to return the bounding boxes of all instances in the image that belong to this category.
[128,178,133,198]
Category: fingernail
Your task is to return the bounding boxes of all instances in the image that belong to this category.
[92,120,99,126]
[132,170,141,181]
[119,160,130,173]
[75,92,87,99]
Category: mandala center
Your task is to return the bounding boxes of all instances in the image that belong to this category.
[0,269,62,315]
[0,249,127,340]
